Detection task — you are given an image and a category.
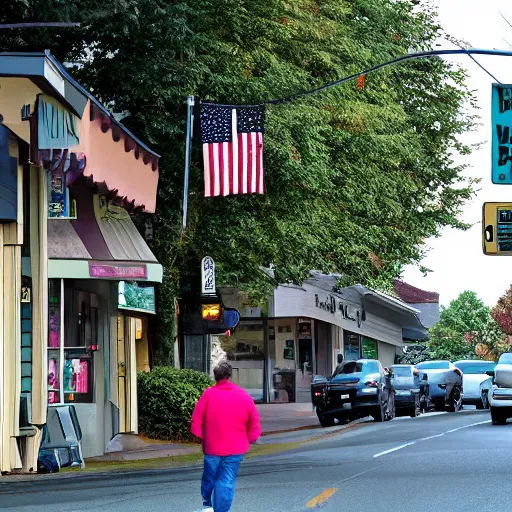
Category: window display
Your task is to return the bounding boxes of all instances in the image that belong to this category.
[48,279,95,404]
[344,332,360,361]
[362,337,378,359]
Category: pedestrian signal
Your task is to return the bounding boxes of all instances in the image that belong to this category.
[482,202,512,254]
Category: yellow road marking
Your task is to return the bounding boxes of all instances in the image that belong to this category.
[306,488,338,508]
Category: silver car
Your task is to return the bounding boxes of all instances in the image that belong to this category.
[453,360,495,409]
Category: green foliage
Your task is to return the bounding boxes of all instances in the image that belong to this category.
[395,344,431,365]
[428,291,504,361]
[0,0,479,358]
[137,367,213,441]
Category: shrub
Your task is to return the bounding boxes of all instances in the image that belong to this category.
[137,366,213,441]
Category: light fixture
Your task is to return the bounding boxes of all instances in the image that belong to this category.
[202,304,222,321]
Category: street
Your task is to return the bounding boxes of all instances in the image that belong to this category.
[1,409,511,512]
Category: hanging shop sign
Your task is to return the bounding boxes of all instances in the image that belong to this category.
[21,286,31,303]
[118,281,156,314]
[492,84,512,184]
[482,202,512,254]
[89,262,147,279]
[314,294,365,327]
[201,256,216,295]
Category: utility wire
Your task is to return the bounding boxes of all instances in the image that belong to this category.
[465,50,502,84]
[264,48,510,105]
[0,22,80,29]
[204,48,511,108]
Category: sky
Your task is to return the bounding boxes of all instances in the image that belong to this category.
[401,0,512,307]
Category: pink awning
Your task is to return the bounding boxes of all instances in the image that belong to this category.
[72,101,159,213]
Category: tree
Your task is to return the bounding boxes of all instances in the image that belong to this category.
[490,286,512,359]
[428,291,505,361]
[0,0,479,362]
[395,344,431,365]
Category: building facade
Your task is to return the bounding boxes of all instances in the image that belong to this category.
[182,272,427,404]
[0,51,161,473]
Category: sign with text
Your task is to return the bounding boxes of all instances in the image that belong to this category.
[492,84,512,184]
[482,202,512,254]
[89,263,147,279]
[201,256,216,295]
[314,293,365,327]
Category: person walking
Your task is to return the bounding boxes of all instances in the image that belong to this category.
[191,361,262,512]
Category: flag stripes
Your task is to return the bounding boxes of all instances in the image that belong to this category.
[201,103,265,197]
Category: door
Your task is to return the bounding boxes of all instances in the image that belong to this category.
[117,314,138,433]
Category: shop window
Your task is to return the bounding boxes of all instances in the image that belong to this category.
[344,332,360,361]
[48,279,95,405]
[215,321,264,403]
[268,319,297,403]
[362,337,378,360]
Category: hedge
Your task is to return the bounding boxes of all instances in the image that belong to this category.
[137,366,213,441]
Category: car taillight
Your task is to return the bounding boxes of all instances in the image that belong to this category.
[365,380,378,387]
[314,391,321,396]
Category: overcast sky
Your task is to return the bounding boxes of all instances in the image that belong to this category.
[401,0,512,307]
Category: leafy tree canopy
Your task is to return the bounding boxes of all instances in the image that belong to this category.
[0,0,479,361]
[429,291,505,362]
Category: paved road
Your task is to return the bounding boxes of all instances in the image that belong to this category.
[2,409,512,512]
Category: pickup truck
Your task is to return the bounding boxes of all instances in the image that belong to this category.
[488,352,512,425]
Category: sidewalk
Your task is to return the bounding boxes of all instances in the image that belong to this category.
[257,402,319,434]
[86,403,325,463]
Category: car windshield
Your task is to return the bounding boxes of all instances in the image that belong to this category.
[416,361,450,370]
[455,362,496,374]
[333,361,379,378]
[392,367,411,377]
[498,353,512,365]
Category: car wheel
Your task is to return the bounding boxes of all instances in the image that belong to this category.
[317,412,335,427]
[372,403,385,422]
[476,397,485,410]
[434,399,445,412]
[491,408,507,425]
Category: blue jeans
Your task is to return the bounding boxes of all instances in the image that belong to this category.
[201,454,244,512]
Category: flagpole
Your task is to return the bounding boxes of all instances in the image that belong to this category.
[181,95,195,240]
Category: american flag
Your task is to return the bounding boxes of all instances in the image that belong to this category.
[200,103,265,197]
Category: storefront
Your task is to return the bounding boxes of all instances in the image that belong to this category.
[46,185,162,458]
[209,273,426,404]
[0,51,162,474]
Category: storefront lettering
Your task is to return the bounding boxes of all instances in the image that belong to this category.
[314,294,364,327]
[315,294,336,314]
[89,263,147,279]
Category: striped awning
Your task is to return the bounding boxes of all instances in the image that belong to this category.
[47,184,162,282]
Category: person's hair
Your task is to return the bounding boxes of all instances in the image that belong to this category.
[213,361,232,382]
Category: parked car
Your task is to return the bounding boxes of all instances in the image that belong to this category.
[390,364,429,417]
[488,352,512,424]
[311,359,395,427]
[453,360,495,409]
[415,360,463,412]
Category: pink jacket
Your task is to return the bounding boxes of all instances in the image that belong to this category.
[190,380,262,456]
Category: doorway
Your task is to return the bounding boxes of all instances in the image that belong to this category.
[116,314,138,433]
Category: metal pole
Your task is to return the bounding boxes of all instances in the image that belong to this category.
[181,95,195,237]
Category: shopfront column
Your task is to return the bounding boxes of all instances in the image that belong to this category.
[25,165,48,472]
